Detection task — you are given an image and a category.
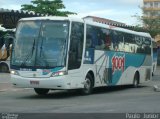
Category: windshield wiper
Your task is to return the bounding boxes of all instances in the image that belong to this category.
[20,38,36,67]
[60,39,67,66]
[39,37,44,57]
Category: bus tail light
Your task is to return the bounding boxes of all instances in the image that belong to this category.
[51,71,68,77]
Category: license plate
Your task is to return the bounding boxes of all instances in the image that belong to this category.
[30,81,39,85]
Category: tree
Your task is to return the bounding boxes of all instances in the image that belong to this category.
[140,8,160,38]
[132,9,160,38]
[21,0,76,16]
[141,9,160,38]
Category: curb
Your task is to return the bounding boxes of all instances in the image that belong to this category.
[153,85,160,92]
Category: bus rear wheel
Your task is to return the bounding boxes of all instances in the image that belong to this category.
[34,88,49,95]
[81,74,93,95]
[133,73,139,88]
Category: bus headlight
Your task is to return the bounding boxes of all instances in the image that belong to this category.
[10,70,19,76]
[51,71,68,77]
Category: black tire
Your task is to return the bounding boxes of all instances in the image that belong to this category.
[81,74,94,95]
[133,73,139,88]
[152,72,154,76]
[152,65,155,76]
[34,88,49,95]
[0,63,9,73]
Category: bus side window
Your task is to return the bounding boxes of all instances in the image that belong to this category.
[144,38,151,54]
[116,32,124,52]
[110,31,119,51]
[136,36,144,54]
[105,34,111,50]
[86,25,96,49]
[86,34,92,48]
[102,28,111,50]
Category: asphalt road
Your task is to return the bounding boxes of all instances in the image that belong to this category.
[0,69,160,113]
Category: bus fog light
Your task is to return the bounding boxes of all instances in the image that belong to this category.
[51,71,68,77]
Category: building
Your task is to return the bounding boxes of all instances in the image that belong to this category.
[143,0,160,43]
[143,0,160,65]
[143,0,160,17]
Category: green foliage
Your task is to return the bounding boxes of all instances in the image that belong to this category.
[21,0,76,16]
[142,17,160,38]
[133,9,160,38]
[141,9,160,38]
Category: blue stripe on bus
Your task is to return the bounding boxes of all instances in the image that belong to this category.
[84,50,146,85]
[106,51,146,85]
[42,67,63,75]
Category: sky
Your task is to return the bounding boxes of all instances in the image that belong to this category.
[0,0,144,26]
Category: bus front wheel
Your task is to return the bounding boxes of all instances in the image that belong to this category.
[0,63,9,73]
[81,74,93,95]
[34,88,49,95]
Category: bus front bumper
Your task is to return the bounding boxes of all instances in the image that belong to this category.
[10,75,73,90]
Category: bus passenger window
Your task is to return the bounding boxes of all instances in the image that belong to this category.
[86,34,92,48]
[105,34,111,50]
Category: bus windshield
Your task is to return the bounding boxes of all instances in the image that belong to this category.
[11,20,69,68]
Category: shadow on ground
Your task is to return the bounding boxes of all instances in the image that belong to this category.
[18,85,148,100]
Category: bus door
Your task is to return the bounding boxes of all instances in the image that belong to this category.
[68,22,84,71]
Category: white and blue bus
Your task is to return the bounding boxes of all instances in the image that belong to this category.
[10,17,152,95]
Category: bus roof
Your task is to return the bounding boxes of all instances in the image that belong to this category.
[84,20,151,38]
[19,16,151,38]
[19,16,84,23]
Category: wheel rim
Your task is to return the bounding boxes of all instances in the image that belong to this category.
[134,79,137,86]
[134,74,138,87]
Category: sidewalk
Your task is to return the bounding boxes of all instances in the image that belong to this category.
[151,66,160,91]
